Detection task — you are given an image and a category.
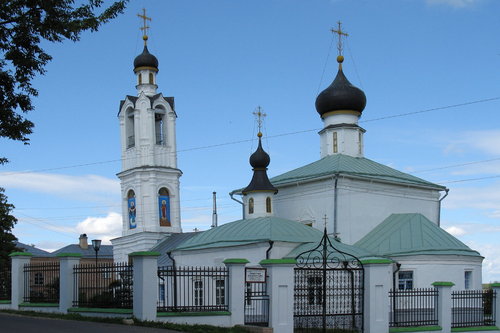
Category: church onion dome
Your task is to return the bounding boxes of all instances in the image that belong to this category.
[315,57,366,117]
[133,45,159,71]
[242,133,278,195]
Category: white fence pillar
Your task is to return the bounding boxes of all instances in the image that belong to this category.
[57,253,81,313]
[362,259,393,333]
[10,252,32,309]
[433,281,454,333]
[224,258,248,326]
[260,259,296,333]
[131,251,160,321]
[492,284,500,329]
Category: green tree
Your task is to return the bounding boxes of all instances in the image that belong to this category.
[0,1,127,260]
[0,188,19,268]
[0,0,127,163]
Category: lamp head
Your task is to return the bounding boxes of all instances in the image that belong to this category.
[91,239,102,251]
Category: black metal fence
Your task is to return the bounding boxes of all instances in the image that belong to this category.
[157,266,229,312]
[23,261,60,303]
[389,288,439,327]
[452,289,496,328]
[244,280,269,327]
[73,262,133,308]
[0,267,11,301]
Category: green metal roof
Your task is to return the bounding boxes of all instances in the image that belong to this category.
[175,216,324,251]
[354,213,481,257]
[285,236,383,261]
[268,154,446,189]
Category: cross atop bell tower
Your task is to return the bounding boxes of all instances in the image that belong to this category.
[137,8,151,46]
[331,21,348,56]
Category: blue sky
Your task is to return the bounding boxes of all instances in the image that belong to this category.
[2,0,500,282]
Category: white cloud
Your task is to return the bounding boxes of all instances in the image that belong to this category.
[444,226,466,236]
[0,172,120,202]
[443,183,500,211]
[76,212,122,244]
[445,130,500,156]
[426,0,482,8]
[466,241,500,283]
[441,222,500,236]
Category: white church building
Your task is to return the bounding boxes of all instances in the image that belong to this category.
[111,29,483,292]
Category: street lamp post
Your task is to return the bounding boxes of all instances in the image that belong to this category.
[91,239,101,266]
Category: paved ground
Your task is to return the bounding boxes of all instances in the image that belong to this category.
[0,312,183,333]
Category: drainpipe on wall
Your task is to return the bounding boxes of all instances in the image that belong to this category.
[266,241,274,260]
[230,192,245,219]
[437,188,449,227]
[333,174,339,239]
[392,262,401,326]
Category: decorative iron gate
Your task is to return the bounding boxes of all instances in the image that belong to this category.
[294,228,364,332]
[244,267,269,327]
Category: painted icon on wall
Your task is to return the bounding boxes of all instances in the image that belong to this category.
[159,195,171,226]
[128,197,137,229]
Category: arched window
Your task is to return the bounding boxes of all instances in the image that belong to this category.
[266,197,272,213]
[127,190,136,229]
[248,198,254,214]
[155,112,165,145]
[138,73,142,85]
[126,109,135,148]
[158,187,171,226]
[149,72,154,84]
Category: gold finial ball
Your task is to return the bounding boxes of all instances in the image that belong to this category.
[257,132,263,138]
[337,55,344,63]
[143,35,148,41]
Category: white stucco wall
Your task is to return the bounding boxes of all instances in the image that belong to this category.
[394,255,483,290]
[273,176,442,244]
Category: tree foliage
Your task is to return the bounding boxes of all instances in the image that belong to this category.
[0,0,127,162]
[0,188,19,268]
[0,0,127,260]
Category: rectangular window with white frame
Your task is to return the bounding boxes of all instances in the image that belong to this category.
[215,279,225,306]
[194,280,203,306]
[398,271,413,290]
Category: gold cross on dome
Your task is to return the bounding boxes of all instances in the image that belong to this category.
[253,106,267,135]
[137,8,152,45]
[331,21,349,56]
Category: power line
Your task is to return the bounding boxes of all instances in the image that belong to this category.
[439,174,500,184]
[413,157,500,174]
[360,97,500,123]
[1,96,499,176]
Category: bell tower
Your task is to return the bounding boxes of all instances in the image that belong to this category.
[112,10,182,262]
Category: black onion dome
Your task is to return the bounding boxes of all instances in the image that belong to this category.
[249,139,270,169]
[134,46,159,70]
[315,68,366,116]
[242,137,278,195]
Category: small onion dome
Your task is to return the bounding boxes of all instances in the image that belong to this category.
[133,46,159,71]
[250,134,270,169]
[315,56,366,117]
[242,134,278,195]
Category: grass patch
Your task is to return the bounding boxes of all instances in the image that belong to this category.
[0,309,250,332]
